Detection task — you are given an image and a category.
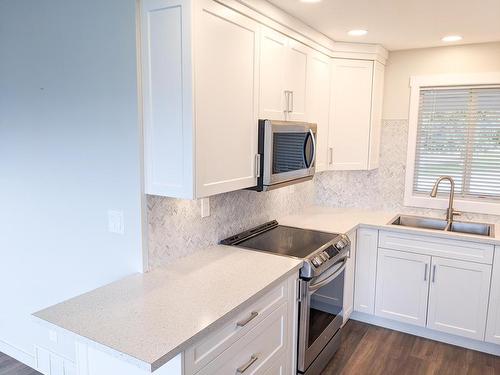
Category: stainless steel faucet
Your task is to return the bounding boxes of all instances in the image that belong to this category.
[430,176,461,227]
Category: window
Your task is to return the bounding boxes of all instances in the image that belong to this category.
[405,73,500,215]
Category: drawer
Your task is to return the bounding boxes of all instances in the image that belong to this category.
[195,303,289,375]
[184,280,288,374]
[379,231,494,264]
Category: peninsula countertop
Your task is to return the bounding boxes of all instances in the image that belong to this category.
[33,245,302,372]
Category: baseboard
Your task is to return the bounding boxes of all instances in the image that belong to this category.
[350,311,500,356]
[0,339,36,369]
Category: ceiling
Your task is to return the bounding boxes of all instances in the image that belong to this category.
[267,0,500,51]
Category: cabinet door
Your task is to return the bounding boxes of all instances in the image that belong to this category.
[194,1,260,197]
[427,257,491,340]
[353,228,378,314]
[285,40,308,121]
[486,246,500,344]
[343,230,356,323]
[329,59,373,170]
[259,27,287,121]
[375,248,430,327]
[141,0,194,198]
[306,51,331,172]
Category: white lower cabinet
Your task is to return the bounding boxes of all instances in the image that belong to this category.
[195,304,288,375]
[353,228,378,314]
[184,275,297,375]
[343,229,356,323]
[365,230,495,344]
[486,246,500,344]
[427,257,491,340]
[375,248,430,327]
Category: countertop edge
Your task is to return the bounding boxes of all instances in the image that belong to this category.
[33,259,303,373]
[149,260,302,371]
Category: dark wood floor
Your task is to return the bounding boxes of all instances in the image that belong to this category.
[2,322,500,374]
[0,352,40,375]
[322,320,500,375]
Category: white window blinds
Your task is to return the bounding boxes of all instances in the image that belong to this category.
[413,86,500,200]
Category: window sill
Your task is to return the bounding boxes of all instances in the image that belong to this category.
[404,194,500,216]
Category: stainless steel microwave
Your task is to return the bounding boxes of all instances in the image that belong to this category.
[253,119,317,192]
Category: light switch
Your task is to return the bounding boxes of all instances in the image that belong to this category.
[108,210,124,234]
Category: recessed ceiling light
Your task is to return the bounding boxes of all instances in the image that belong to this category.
[348,29,368,36]
[442,35,463,42]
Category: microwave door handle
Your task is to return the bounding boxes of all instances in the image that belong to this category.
[309,129,316,168]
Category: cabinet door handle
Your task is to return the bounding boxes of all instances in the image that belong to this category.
[236,355,258,373]
[290,91,294,113]
[328,147,333,164]
[284,91,291,113]
[424,264,428,281]
[432,265,437,283]
[236,311,258,327]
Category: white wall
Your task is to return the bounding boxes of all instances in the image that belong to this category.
[383,41,500,119]
[0,0,144,366]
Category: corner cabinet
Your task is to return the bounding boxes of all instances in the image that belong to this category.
[141,0,260,198]
[328,59,384,170]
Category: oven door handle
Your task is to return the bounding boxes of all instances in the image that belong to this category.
[308,258,347,292]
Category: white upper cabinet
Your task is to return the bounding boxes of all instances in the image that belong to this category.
[142,0,387,198]
[194,1,260,197]
[306,51,331,172]
[328,59,384,170]
[142,0,260,198]
[259,27,288,121]
[259,26,310,122]
[285,40,308,121]
[375,248,430,327]
[427,257,491,340]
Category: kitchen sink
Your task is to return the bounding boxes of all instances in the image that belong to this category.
[390,215,495,237]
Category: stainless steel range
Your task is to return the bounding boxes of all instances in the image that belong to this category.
[221,220,350,375]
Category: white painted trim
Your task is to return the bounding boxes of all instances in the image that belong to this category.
[135,0,149,273]
[410,72,500,88]
[404,72,500,216]
[0,339,36,369]
[350,312,500,356]
[220,0,388,63]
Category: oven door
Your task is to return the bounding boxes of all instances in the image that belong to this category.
[262,120,316,187]
[297,257,346,373]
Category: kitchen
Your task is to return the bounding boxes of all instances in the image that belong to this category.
[1,0,500,374]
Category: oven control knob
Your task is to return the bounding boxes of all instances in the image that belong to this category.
[312,256,322,267]
[319,252,329,261]
[336,240,346,249]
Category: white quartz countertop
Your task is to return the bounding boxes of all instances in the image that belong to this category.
[33,245,302,372]
[279,206,500,245]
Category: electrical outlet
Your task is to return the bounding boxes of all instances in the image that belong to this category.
[108,210,124,234]
[200,198,210,218]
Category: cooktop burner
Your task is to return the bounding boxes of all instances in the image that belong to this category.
[235,225,339,259]
[221,220,350,279]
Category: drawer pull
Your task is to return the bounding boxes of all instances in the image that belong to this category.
[236,354,258,373]
[236,311,258,327]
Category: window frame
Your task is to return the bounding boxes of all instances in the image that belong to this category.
[404,72,500,215]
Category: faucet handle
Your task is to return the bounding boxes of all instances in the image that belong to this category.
[453,210,462,217]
